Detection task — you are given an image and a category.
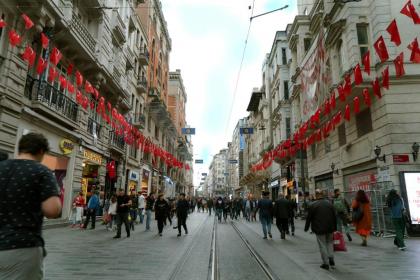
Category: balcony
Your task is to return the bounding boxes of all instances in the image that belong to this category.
[136,76,147,94]
[69,13,96,53]
[139,47,149,65]
[24,75,79,125]
[111,9,126,45]
[125,45,135,70]
[87,117,101,137]
[109,130,126,153]
[132,113,146,129]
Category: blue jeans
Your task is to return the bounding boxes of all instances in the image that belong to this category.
[146,209,152,230]
[138,208,144,224]
[260,216,272,237]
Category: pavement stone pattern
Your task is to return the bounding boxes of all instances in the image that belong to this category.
[43,212,420,280]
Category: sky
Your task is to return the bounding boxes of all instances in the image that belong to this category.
[161,0,298,186]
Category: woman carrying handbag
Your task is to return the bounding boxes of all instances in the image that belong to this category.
[352,190,372,246]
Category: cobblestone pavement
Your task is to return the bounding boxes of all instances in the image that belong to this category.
[43,212,420,280]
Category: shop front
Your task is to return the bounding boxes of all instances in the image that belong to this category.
[127,170,140,194]
[280,178,288,196]
[314,172,334,197]
[140,167,151,195]
[82,149,103,202]
[151,169,161,194]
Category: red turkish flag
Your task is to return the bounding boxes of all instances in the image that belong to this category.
[48,67,58,83]
[68,83,75,94]
[0,19,6,28]
[93,88,99,100]
[8,30,21,47]
[40,33,49,49]
[363,88,371,107]
[85,80,94,94]
[353,97,360,114]
[344,104,351,121]
[382,66,389,90]
[386,19,401,46]
[338,85,346,102]
[393,52,405,77]
[362,51,370,75]
[408,38,420,63]
[323,99,331,116]
[354,63,363,85]
[50,47,62,66]
[90,101,95,110]
[330,90,336,109]
[374,36,389,63]
[343,74,352,96]
[401,0,420,24]
[333,111,342,126]
[59,75,67,89]
[75,71,83,87]
[67,64,74,75]
[21,45,36,67]
[372,77,382,99]
[36,57,47,75]
[21,14,34,30]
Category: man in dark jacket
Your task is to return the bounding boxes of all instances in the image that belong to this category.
[257,191,273,239]
[274,193,290,239]
[154,193,169,236]
[287,195,297,235]
[207,197,214,216]
[176,193,189,236]
[304,190,337,270]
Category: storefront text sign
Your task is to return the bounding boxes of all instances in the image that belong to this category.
[403,173,420,225]
[347,169,377,192]
[393,154,409,163]
[59,139,74,155]
[83,150,102,165]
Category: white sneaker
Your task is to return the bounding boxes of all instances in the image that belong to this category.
[399,246,407,251]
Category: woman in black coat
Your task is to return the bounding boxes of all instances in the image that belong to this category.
[155,194,169,236]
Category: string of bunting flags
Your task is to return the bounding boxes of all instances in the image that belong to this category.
[1,13,190,171]
[251,0,420,173]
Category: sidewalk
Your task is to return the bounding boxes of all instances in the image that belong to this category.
[235,218,420,280]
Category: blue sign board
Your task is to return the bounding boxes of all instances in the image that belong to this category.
[240,127,254,135]
[224,172,229,176]
[202,173,208,176]
[182,128,196,135]
[228,159,238,164]
[195,159,204,164]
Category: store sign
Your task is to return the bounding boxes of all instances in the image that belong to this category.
[270,180,279,188]
[393,154,409,163]
[229,159,238,164]
[83,150,102,165]
[402,173,420,225]
[346,169,377,192]
[202,173,208,176]
[377,166,391,182]
[59,139,74,155]
[195,159,204,164]
[240,127,254,135]
[129,171,139,182]
[182,128,196,135]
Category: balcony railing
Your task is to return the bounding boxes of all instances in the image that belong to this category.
[111,9,126,44]
[87,117,101,137]
[109,130,126,151]
[132,113,146,129]
[136,76,147,94]
[139,47,149,65]
[24,75,78,122]
[70,14,96,52]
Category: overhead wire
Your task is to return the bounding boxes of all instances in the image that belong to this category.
[223,0,256,141]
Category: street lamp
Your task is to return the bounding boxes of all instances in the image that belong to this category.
[374,145,386,162]
[330,163,339,175]
[250,5,289,21]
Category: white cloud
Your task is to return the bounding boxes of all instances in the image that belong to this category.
[161,0,297,186]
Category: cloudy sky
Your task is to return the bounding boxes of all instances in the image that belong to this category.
[161,0,298,186]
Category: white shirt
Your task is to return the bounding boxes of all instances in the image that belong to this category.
[108,202,117,215]
[138,195,146,209]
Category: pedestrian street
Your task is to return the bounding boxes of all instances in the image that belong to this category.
[43,212,420,280]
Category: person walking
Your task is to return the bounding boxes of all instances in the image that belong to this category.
[304,190,337,270]
[0,133,62,280]
[155,194,170,236]
[145,192,155,231]
[129,191,138,231]
[71,191,85,228]
[251,198,258,222]
[138,192,146,224]
[207,197,214,216]
[352,190,372,246]
[176,193,189,237]
[83,191,100,229]
[107,195,117,231]
[257,191,273,239]
[215,196,224,222]
[387,189,407,250]
[113,189,132,239]
[274,193,290,240]
[244,197,251,221]
[287,195,297,235]
[332,189,352,242]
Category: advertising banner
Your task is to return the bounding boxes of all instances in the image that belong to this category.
[402,172,420,225]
